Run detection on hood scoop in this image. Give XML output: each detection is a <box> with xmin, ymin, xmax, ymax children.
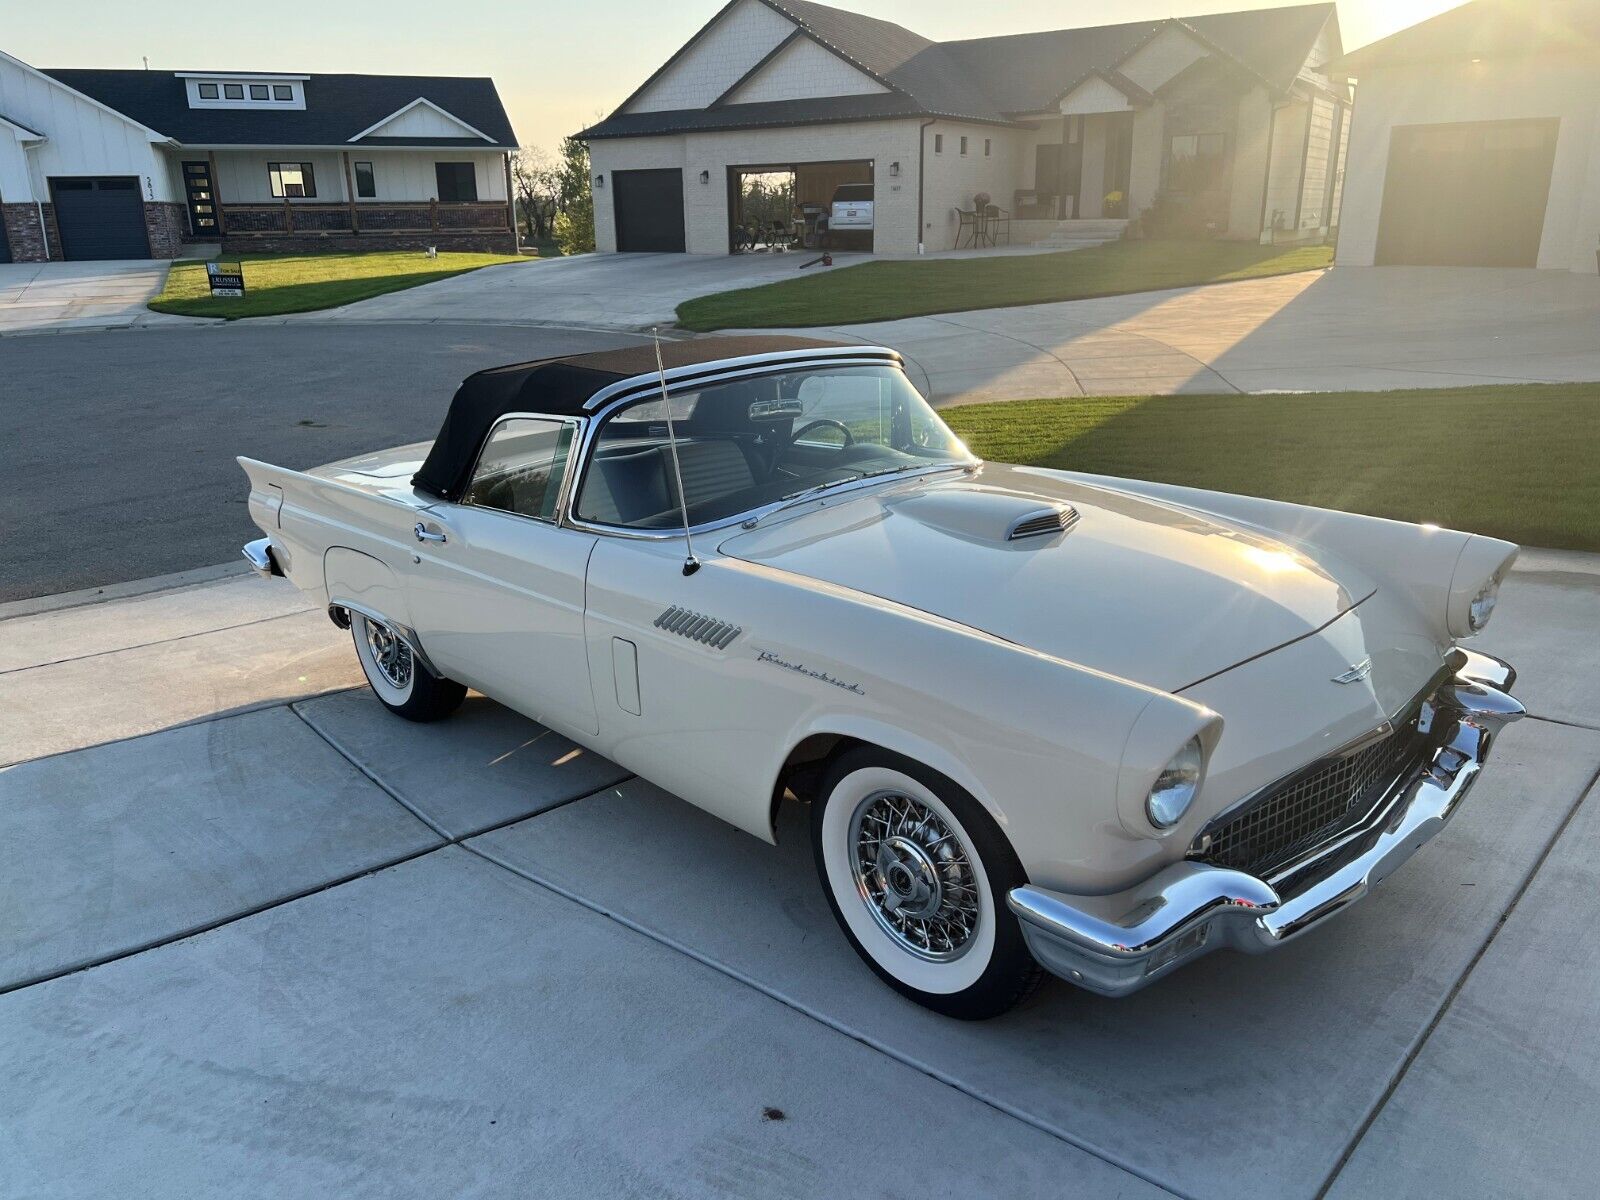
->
<box><xmin>886</xmin><ymin>486</ymin><xmax>1079</xmax><ymax>547</ymax></box>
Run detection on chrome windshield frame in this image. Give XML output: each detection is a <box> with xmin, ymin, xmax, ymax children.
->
<box><xmin>559</xmin><ymin>352</ymin><xmax>980</xmax><ymax>541</ymax></box>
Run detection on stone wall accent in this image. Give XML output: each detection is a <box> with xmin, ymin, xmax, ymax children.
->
<box><xmin>1</xmin><ymin>203</ymin><xmax>49</xmax><ymax>262</ymax></box>
<box><xmin>220</xmin><ymin>229</ymin><xmax>517</xmax><ymax>256</ymax></box>
<box><xmin>144</xmin><ymin>202</ymin><xmax>188</xmax><ymax>259</ymax></box>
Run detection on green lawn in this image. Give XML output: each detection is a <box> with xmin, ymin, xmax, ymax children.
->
<box><xmin>149</xmin><ymin>250</ymin><xmax>526</xmax><ymax>318</ymax></box>
<box><xmin>677</xmin><ymin>239</ymin><xmax>1333</xmax><ymax>331</ymax></box>
<box><xmin>941</xmin><ymin>384</ymin><xmax>1600</xmax><ymax>552</ymax></box>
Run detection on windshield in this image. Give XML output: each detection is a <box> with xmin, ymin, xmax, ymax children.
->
<box><xmin>573</xmin><ymin>364</ymin><xmax>973</xmax><ymax>529</ymax></box>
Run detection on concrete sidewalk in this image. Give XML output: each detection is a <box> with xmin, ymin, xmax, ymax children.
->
<box><xmin>735</xmin><ymin>266</ymin><xmax>1600</xmax><ymax>405</ymax></box>
<box><xmin>1</xmin><ymin>556</ymin><xmax>1597</xmax><ymax>1197</ymax></box>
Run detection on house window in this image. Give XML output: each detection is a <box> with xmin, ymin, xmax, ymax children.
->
<box><xmin>198</xmin><ymin>83</ymin><xmax>219</xmax><ymax>99</ymax></box>
<box><xmin>1167</xmin><ymin>133</ymin><xmax>1228</xmax><ymax>194</ymax></box>
<box><xmin>354</xmin><ymin>161</ymin><xmax>376</xmax><ymax>199</ymax></box>
<box><xmin>268</xmin><ymin>162</ymin><xmax>317</xmax><ymax>198</ymax></box>
<box><xmin>959</xmin><ymin>136</ymin><xmax>968</xmax><ymax>156</ymax></box>
<box><xmin>435</xmin><ymin>161</ymin><xmax>478</xmax><ymax>202</ymax></box>
<box><xmin>249</xmin><ymin>84</ymin><xmax>269</xmax><ymax>100</ymax></box>
<box><xmin>273</xmin><ymin>84</ymin><xmax>293</xmax><ymax>100</ymax></box>
<box><xmin>984</xmin><ymin>139</ymin><xmax>992</xmax><ymax>157</ymax></box>
<box><xmin>224</xmin><ymin>83</ymin><xmax>244</xmax><ymax>100</ymax></box>
<box><xmin>934</xmin><ymin>133</ymin><xmax>943</xmax><ymax>153</ymax></box>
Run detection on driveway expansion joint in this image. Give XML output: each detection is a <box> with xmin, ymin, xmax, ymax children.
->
<box><xmin>1314</xmin><ymin>758</ymin><xmax>1600</xmax><ymax>1199</ymax></box>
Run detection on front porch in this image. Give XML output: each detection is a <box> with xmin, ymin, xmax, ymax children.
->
<box><xmin>174</xmin><ymin>148</ymin><xmax>517</xmax><ymax>256</ymax></box>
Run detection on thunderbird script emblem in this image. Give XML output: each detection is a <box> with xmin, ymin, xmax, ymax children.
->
<box><xmin>1332</xmin><ymin>657</ymin><xmax>1374</xmax><ymax>684</ymax></box>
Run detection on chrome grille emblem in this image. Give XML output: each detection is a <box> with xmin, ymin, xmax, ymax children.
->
<box><xmin>654</xmin><ymin>605</ymin><xmax>742</xmax><ymax>650</ymax></box>
<box><xmin>1332</xmin><ymin>657</ymin><xmax>1374</xmax><ymax>685</ymax></box>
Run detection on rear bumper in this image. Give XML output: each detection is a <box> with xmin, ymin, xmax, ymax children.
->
<box><xmin>242</xmin><ymin>537</ymin><xmax>283</xmax><ymax>579</ymax></box>
<box><xmin>1007</xmin><ymin>650</ymin><xmax>1522</xmax><ymax>997</ymax></box>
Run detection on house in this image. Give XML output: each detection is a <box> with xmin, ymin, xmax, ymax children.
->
<box><xmin>1334</xmin><ymin>0</ymin><xmax>1600</xmax><ymax>272</ymax></box>
<box><xmin>0</xmin><ymin>49</ymin><xmax>517</xmax><ymax>263</ymax></box>
<box><xmin>578</xmin><ymin>0</ymin><xmax>1351</xmax><ymax>255</ymax></box>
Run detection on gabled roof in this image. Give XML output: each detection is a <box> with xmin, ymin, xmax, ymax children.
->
<box><xmin>580</xmin><ymin>0</ymin><xmax>1337</xmax><ymax>139</ymax></box>
<box><xmin>38</xmin><ymin>69</ymin><xmax>517</xmax><ymax>148</ymax></box>
<box><xmin>0</xmin><ymin>111</ymin><xmax>46</xmax><ymax>141</ymax></box>
<box><xmin>1339</xmin><ymin>0</ymin><xmax>1600</xmax><ymax>73</ymax></box>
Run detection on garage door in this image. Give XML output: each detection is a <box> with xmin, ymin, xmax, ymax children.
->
<box><xmin>613</xmin><ymin>169</ymin><xmax>685</xmax><ymax>252</ymax></box>
<box><xmin>1376</xmin><ymin>119</ymin><xmax>1560</xmax><ymax>267</ymax></box>
<box><xmin>50</xmin><ymin>177</ymin><xmax>150</xmax><ymax>261</ymax></box>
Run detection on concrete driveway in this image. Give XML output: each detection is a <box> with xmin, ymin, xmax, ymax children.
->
<box><xmin>0</xmin><ymin>259</ymin><xmax>190</xmax><ymax>334</ymax></box>
<box><xmin>740</xmin><ymin>265</ymin><xmax>1600</xmax><ymax>405</ymax></box>
<box><xmin>292</xmin><ymin>249</ymin><xmax>870</xmax><ymax>331</ymax></box>
<box><xmin>3</xmin><ymin>552</ymin><xmax>1598</xmax><ymax>1198</ymax></box>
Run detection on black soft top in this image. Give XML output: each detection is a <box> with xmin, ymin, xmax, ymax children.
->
<box><xmin>411</xmin><ymin>335</ymin><xmax>848</xmax><ymax>500</ymax></box>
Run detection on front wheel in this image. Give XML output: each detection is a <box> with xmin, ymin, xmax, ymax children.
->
<box><xmin>810</xmin><ymin>748</ymin><xmax>1042</xmax><ymax>1020</ymax></box>
<box><xmin>350</xmin><ymin>613</ymin><xmax>465</xmax><ymax>723</ymax></box>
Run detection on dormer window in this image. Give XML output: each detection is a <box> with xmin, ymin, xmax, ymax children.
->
<box><xmin>180</xmin><ymin>73</ymin><xmax>308</xmax><ymax>110</ymax></box>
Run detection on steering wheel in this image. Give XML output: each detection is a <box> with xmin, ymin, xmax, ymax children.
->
<box><xmin>790</xmin><ymin>418</ymin><xmax>855</xmax><ymax>449</ymax></box>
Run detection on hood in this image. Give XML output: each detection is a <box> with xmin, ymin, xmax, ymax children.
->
<box><xmin>719</xmin><ymin>463</ymin><xmax>1376</xmax><ymax>693</ymax></box>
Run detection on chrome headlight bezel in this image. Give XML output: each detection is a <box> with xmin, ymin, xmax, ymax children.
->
<box><xmin>1146</xmin><ymin>738</ymin><xmax>1204</xmax><ymax>830</ymax></box>
<box><xmin>1467</xmin><ymin>575</ymin><xmax>1502</xmax><ymax>633</ymax></box>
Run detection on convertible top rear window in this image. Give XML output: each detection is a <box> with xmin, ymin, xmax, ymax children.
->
<box><xmin>573</xmin><ymin>365</ymin><xmax>971</xmax><ymax>530</ymax></box>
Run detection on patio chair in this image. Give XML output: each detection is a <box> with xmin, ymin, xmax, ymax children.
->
<box><xmin>984</xmin><ymin>204</ymin><xmax>1012</xmax><ymax>247</ymax></box>
<box><xmin>954</xmin><ymin>208</ymin><xmax>980</xmax><ymax>249</ymax></box>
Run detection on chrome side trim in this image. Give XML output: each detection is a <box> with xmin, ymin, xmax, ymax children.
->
<box><xmin>327</xmin><ymin>601</ymin><xmax>444</xmax><ymax>681</ymax></box>
<box><xmin>579</xmin><ymin>346</ymin><xmax>903</xmax><ymax>412</ymax></box>
<box><xmin>653</xmin><ymin>604</ymin><xmax>742</xmax><ymax>649</ymax></box>
<box><xmin>242</xmin><ymin>537</ymin><xmax>282</xmax><ymax>578</ymax></box>
<box><xmin>1008</xmin><ymin>660</ymin><xmax>1523</xmax><ymax>997</ymax></box>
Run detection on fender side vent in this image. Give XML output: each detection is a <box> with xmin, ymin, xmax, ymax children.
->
<box><xmin>654</xmin><ymin>605</ymin><xmax>742</xmax><ymax>649</ymax></box>
<box><xmin>1008</xmin><ymin>504</ymin><xmax>1079</xmax><ymax>541</ymax></box>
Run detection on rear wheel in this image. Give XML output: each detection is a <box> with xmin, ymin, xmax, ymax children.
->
<box><xmin>350</xmin><ymin>613</ymin><xmax>465</xmax><ymax>723</ymax></box>
<box><xmin>810</xmin><ymin>747</ymin><xmax>1042</xmax><ymax>1019</ymax></box>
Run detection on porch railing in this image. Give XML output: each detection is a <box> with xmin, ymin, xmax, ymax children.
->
<box><xmin>218</xmin><ymin>200</ymin><xmax>510</xmax><ymax>236</ymax></box>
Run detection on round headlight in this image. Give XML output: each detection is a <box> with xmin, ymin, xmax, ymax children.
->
<box><xmin>1468</xmin><ymin>576</ymin><xmax>1501</xmax><ymax>632</ymax></box>
<box><xmin>1146</xmin><ymin>738</ymin><xmax>1203</xmax><ymax>830</ymax></box>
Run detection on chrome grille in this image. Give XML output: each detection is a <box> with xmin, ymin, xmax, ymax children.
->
<box><xmin>653</xmin><ymin>605</ymin><xmax>742</xmax><ymax>649</ymax></box>
<box><xmin>1196</xmin><ymin>723</ymin><xmax>1424</xmax><ymax>877</ymax></box>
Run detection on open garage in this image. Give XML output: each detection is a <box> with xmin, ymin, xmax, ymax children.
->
<box><xmin>728</xmin><ymin>160</ymin><xmax>874</xmax><ymax>254</ymax></box>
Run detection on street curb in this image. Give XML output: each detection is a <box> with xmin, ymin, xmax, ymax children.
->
<box><xmin>0</xmin><ymin>560</ymin><xmax>251</xmax><ymax>621</ymax></box>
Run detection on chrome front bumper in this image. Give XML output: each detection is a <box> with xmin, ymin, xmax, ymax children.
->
<box><xmin>1007</xmin><ymin>650</ymin><xmax>1523</xmax><ymax>997</ymax></box>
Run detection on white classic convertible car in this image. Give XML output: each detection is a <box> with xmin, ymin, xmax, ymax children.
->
<box><xmin>241</xmin><ymin>337</ymin><xmax>1522</xmax><ymax>1019</ymax></box>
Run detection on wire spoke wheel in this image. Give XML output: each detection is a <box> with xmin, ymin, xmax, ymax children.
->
<box><xmin>849</xmin><ymin>789</ymin><xmax>980</xmax><ymax>962</ymax></box>
<box><xmin>364</xmin><ymin>620</ymin><xmax>414</xmax><ymax>690</ymax></box>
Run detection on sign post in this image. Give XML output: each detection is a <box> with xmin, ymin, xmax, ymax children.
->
<box><xmin>206</xmin><ymin>261</ymin><xmax>246</xmax><ymax>299</ymax></box>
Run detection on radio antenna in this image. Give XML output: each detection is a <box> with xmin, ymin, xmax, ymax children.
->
<box><xmin>652</xmin><ymin>328</ymin><xmax>700</xmax><ymax>576</ymax></box>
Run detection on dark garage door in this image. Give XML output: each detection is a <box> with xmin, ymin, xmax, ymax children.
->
<box><xmin>50</xmin><ymin>177</ymin><xmax>150</xmax><ymax>261</ymax></box>
<box><xmin>1376</xmin><ymin>119</ymin><xmax>1560</xmax><ymax>267</ymax></box>
<box><xmin>613</xmin><ymin>169</ymin><xmax>685</xmax><ymax>252</ymax></box>
<box><xmin>0</xmin><ymin>211</ymin><xmax>10</xmax><ymax>263</ymax></box>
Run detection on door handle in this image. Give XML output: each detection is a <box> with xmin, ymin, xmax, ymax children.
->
<box><xmin>414</xmin><ymin>522</ymin><xmax>447</xmax><ymax>544</ymax></box>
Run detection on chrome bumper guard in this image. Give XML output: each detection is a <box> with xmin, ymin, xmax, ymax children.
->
<box><xmin>1007</xmin><ymin>650</ymin><xmax>1523</xmax><ymax>997</ymax></box>
<box><xmin>242</xmin><ymin>537</ymin><xmax>283</xmax><ymax>579</ymax></box>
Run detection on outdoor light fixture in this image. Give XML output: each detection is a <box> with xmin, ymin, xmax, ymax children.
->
<box><xmin>700</xmin><ymin>170</ymin><xmax>710</xmax><ymax>184</ymax></box>
<box><xmin>889</xmin><ymin>161</ymin><xmax>900</xmax><ymax>177</ymax></box>
<box><xmin>594</xmin><ymin>173</ymin><xmax>604</xmax><ymax>188</ymax></box>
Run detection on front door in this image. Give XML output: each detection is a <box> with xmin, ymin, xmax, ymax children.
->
<box><xmin>1102</xmin><ymin>112</ymin><xmax>1134</xmax><ymax>217</ymax></box>
<box><xmin>402</xmin><ymin>417</ymin><xmax>601</xmax><ymax>736</ymax></box>
<box><xmin>181</xmin><ymin>161</ymin><xmax>219</xmax><ymax>240</ymax></box>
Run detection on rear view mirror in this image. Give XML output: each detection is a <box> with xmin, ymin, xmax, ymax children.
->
<box><xmin>749</xmin><ymin>399</ymin><xmax>804</xmax><ymax>421</ymax></box>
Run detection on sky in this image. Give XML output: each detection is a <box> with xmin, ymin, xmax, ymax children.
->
<box><xmin>13</xmin><ymin>0</ymin><xmax>1465</xmax><ymax>150</ymax></box>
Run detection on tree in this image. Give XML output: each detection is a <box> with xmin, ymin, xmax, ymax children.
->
<box><xmin>552</xmin><ymin>136</ymin><xmax>595</xmax><ymax>256</ymax></box>
<box><xmin>510</xmin><ymin>146</ymin><xmax>559</xmax><ymax>244</ymax></box>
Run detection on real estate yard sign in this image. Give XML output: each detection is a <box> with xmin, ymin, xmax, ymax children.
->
<box><xmin>206</xmin><ymin>262</ymin><xmax>245</xmax><ymax>299</ymax></box>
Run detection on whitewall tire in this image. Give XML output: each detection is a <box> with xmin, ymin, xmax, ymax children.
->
<box><xmin>350</xmin><ymin>613</ymin><xmax>465</xmax><ymax>723</ymax></box>
<box><xmin>810</xmin><ymin>747</ymin><xmax>1042</xmax><ymax>1019</ymax></box>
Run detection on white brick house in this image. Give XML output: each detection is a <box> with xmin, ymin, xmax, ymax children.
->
<box><xmin>0</xmin><ymin>49</ymin><xmax>517</xmax><ymax>263</ymax></box>
<box><xmin>580</xmin><ymin>0</ymin><xmax>1351</xmax><ymax>255</ymax></box>
<box><xmin>1334</xmin><ymin>0</ymin><xmax>1600</xmax><ymax>272</ymax></box>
